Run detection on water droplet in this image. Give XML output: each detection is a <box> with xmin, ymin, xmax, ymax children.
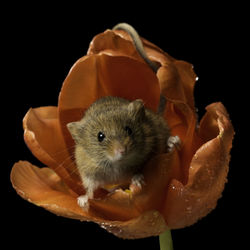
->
<box><xmin>116</xmin><ymin>228</ymin><xmax>123</xmax><ymax>234</ymax></box>
<box><xmin>100</xmin><ymin>223</ymin><xmax>107</xmax><ymax>230</ymax></box>
<box><xmin>196</xmin><ymin>76</ymin><xmax>199</xmax><ymax>81</ymax></box>
<box><xmin>193</xmin><ymin>153</ymin><xmax>198</xmax><ymax>160</ymax></box>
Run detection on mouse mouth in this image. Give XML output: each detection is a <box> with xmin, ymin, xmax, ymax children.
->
<box><xmin>107</xmin><ymin>142</ymin><xmax>127</xmax><ymax>163</ymax></box>
<box><xmin>107</xmin><ymin>150</ymin><xmax>125</xmax><ymax>162</ymax></box>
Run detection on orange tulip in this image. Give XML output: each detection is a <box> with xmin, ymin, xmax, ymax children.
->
<box><xmin>10</xmin><ymin>27</ymin><xmax>234</xmax><ymax>239</ymax></box>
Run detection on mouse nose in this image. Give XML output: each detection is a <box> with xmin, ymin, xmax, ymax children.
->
<box><xmin>113</xmin><ymin>141</ymin><xmax>126</xmax><ymax>156</ymax></box>
<box><xmin>116</xmin><ymin>147</ymin><xmax>125</xmax><ymax>155</ymax></box>
<box><xmin>108</xmin><ymin>140</ymin><xmax>127</xmax><ymax>162</ymax></box>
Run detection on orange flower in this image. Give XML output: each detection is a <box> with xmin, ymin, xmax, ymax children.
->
<box><xmin>10</xmin><ymin>28</ymin><xmax>234</xmax><ymax>239</ymax></box>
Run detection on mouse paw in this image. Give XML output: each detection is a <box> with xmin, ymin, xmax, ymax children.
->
<box><xmin>130</xmin><ymin>174</ymin><xmax>145</xmax><ymax>193</ymax></box>
<box><xmin>167</xmin><ymin>135</ymin><xmax>181</xmax><ymax>152</ymax></box>
<box><xmin>77</xmin><ymin>195</ymin><xmax>89</xmax><ymax>211</ymax></box>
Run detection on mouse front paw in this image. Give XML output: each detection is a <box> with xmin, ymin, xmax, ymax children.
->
<box><xmin>131</xmin><ymin>174</ymin><xmax>145</xmax><ymax>188</ymax></box>
<box><xmin>77</xmin><ymin>195</ymin><xmax>89</xmax><ymax>211</ymax></box>
<box><xmin>130</xmin><ymin>174</ymin><xmax>145</xmax><ymax>193</ymax></box>
<box><xmin>167</xmin><ymin>135</ymin><xmax>181</xmax><ymax>152</ymax></box>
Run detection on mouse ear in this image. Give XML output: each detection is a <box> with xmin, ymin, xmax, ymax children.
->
<box><xmin>67</xmin><ymin>121</ymin><xmax>83</xmax><ymax>143</ymax></box>
<box><xmin>128</xmin><ymin>99</ymin><xmax>145</xmax><ymax>121</ymax></box>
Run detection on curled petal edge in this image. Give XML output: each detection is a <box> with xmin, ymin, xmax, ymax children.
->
<box><xmin>163</xmin><ymin>102</ymin><xmax>234</xmax><ymax>228</ymax></box>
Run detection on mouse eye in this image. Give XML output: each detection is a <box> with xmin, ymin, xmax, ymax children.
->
<box><xmin>98</xmin><ymin>132</ymin><xmax>105</xmax><ymax>142</ymax></box>
<box><xmin>125</xmin><ymin>126</ymin><xmax>132</xmax><ymax>136</ymax></box>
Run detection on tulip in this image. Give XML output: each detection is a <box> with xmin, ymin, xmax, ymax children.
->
<box><xmin>10</xmin><ymin>23</ymin><xmax>234</xmax><ymax>248</ymax></box>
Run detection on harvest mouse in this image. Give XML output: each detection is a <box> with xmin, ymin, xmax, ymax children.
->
<box><xmin>67</xmin><ymin>96</ymin><xmax>180</xmax><ymax>210</ymax></box>
<box><xmin>67</xmin><ymin>23</ymin><xmax>181</xmax><ymax>210</ymax></box>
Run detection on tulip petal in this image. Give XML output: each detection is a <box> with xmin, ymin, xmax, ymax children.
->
<box><xmin>164</xmin><ymin>101</ymin><xmax>202</xmax><ymax>183</ymax></box>
<box><xmin>58</xmin><ymin>54</ymin><xmax>160</xmax><ymax>154</ymax></box>
<box><xmin>157</xmin><ymin>62</ymin><xmax>197</xmax><ymax>111</ymax></box>
<box><xmin>88</xmin><ymin>29</ymin><xmax>174</xmax><ymax>66</ymax></box>
<box><xmin>88</xmin><ymin>30</ymin><xmax>145</xmax><ymax>64</ymax></box>
<box><xmin>98</xmin><ymin>210</ymin><xmax>168</xmax><ymax>239</ymax></box>
<box><xmin>23</xmin><ymin>107</ymin><xmax>84</xmax><ymax>195</ymax></box>
<box><xmin>131</xmin><ymin>151</ymin><xmax>181</xmax><ymax>213</ymax></box>
<box><xmin>11</xmin><ymin>161</ymin><xmax>168</xmax><ymax>239</ymax></box>
<box><xmin>173</xmin><ymin>60</ymin><xmax>197</xmax><ymax>110</ymax></box>
<box><xmin>163</xmin><ymin>102</ymin><xmax>234</xmax><ymax>228</ymax></box>
<box><xmin>59</xmin><ymin>54</ymin><xmax>160</xmax><ymax>111</ymax></box>
<box><xmin>89</xmin><ymin>29</ymin><xmax>197</xmax><ymax>110</ymax></box>
<box><xmin>11</xmin><ymin>161</ymin><xmax>89</xmax><ymax>220</ymax></box>
<box><xmin>90</xmin><ymin>189</ymin><xmax>141</xmax><ymax>221</ymax></box>
<box><xmin>114</xmin><ymin>29</ymin><xmax>198</xmax><ymax>109</ymax></box>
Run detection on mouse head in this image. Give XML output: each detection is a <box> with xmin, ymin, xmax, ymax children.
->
<box><xmin>67</xmin><ymin>98</ymin><xmax>148</xmax><ymax>169</ymax></box>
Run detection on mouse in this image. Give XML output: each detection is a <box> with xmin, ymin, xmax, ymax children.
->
<box><xmin>67</xmin><ymin>96</ymin><xmax>180</xmax><ymax>210</ymax></box>
<box><xmin>67</xmin><ymin>23</ymin><xmax>181</xmax><ymax>210</ymax></box>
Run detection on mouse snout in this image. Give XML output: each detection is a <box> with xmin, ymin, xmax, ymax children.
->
<box><xmin>108</xmin><ymin>140</ymin><xmax>127</xmax><ymax>162</ymax></box>
<box><xmin>113</xmin><ymin>140</ymin><xmax>126</xmax><ymax>155</ymax></box>
<box><xmin>114</xmin><ymin>146</ymin><xmax>126</xmax><ymax>155</ymax></box>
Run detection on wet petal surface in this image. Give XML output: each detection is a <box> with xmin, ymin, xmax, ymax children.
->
<box><xmin>163</xmin><ymin>102</ymin><xmax>234</xmax><ymax>228</ymax></box>
<box><xmin>11</xmin><ymin>161</ymin><xmax>167</xmax><ymax>239</ymax></box>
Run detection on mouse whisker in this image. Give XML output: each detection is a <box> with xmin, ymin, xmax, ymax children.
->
<box><xmin>49</xmin><ymin>146</ymin><xmax>77</xmax><ymax>175</ymax></box>
<box><xmin>54</xmin><ymin>158</ymin><xmax>81</xmax><ymax>182</ymax></box>
<box><xmin>49</xmin><ymin>145</ymin><xmax>76</xmax><ymax>159</ymax></box>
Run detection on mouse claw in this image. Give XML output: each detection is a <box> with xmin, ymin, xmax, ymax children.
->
<box><xmin>167</xmin><ymin>135</ymin><xmax>181</xmax><ymax>152</ymax></box>
<box><xmin>130</xmin><ymin>174</ymin><xmax>145</xmax><ymax>193</ymax></box>
<box><xmin>131</xmin><ymin>174</ymin><xmax>145</xmax><ymax>188</ymax></box>
<box><xmin>77</xmin><ymin>195</ymin><xmax>89</xmax><ymax>211</ymax></box>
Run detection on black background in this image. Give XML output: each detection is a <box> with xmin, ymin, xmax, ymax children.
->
<box><xmin>4</xmin><ymin>3</ymin><xmax>246</xmax><ymax>250</ymax></box>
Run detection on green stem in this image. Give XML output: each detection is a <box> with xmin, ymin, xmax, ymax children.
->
<box><xmin>159</xmin><ymin>230</ymin><xmax>174</xmax><ymax>250</ymax></box>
